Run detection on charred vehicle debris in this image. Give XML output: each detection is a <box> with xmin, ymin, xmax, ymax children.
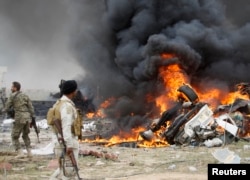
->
<box><xmin>140</xmin><ymin>83</ymin><xmax>250</xmax><ymax>147</ymax></box>
<box><xmin>1</xmin><ymin>80</ymin><xmax>250</xmax><ymax>148</ymax></box>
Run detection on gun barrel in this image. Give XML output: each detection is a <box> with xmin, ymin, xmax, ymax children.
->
<box><xmin>54</xmin><ymin>119</ymin><xmax>82</xmax><ymax>179</ymax></box>
<box><xmin>31</xmin><ymin>117</ymin><xmax>40</xmax><ymax>143</ymax></box>
<box><xmin>69</xmin><ymin>152</ymin><xmax>81</xmax><ymax>179</ymax></box>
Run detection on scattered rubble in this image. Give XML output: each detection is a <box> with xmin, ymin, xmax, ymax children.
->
<box><xmin>140</xmin><ymin>83</ymin><xmax>250</xmax><ymax>147</ymax></box>
<box><xmin>0</xmin><ymin>127</ymin><xmax>249</xmax><ymax>179</ymax></box>
<box><xmin>212</xmin><ymin>148</ymin><xmax>241</xmax><ymax>164</ymax></box>
<box><xmin>0</xmin><ymin>83</ymin><xmax>250</xmax><ymax>179</ymax></box>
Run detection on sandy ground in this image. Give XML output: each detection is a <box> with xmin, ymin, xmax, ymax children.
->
<box><xmin>0</xmin><ymin>127</ymin><xmax>250</xmax><ymax>180</ymax></box>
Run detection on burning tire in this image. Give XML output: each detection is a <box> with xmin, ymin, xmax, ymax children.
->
<box><xmin>177</xmin><ymin>84</ymin><xmax>199</xmax><ymax>103</ymax></box>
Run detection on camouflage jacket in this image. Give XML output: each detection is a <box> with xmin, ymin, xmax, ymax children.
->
<box><xmin>5</xmin><ymin>91</ymin><xmax>35</xmax><ymax>123</ymax></box>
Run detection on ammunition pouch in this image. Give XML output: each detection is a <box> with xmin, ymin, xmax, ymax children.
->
<box><xmin>71</xmin><ymin>109</ymin><xmax>83</xmax><ymax>139</ymax></box>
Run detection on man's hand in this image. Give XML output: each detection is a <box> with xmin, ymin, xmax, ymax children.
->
<box><xmin>29</xmin><ymin>117</ymin><xmax>35</xmax><ymax>128</ymax></box>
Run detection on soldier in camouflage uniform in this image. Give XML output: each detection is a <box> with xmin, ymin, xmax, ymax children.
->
<box><xmin>3</xmin><ymin>81</ymin><xmax>35</xmax><ymax>158</ymax></box>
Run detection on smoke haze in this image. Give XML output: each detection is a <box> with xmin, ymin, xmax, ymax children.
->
<box><xmin>1</xmin><ymin>0</ymin><xmax>250</xmax><ymax>130</ymax></box>
<box><xmin>0</xmin><ymin>0</ymin><xmax>83</xmax><ymax>90</ymax></box>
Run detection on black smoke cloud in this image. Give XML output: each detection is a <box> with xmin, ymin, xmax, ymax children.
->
<box><xmin>1</xmin><ymin>0</ymin><xmax>250</xmax><ymax>133</ymax></box>
<box><xmin>104</xmin><ymin>0</ymin><xmax>250</xmax><ymax>86</ymax></box>
<box><xmin>45</xmin><ymin>1</ymin><xmax>245</xmax><ymax>135</ymax></box>
<box><xmin>69</xmin><ymin>0</ymin><xmax>250</xmax><ymax>133</ymax></box>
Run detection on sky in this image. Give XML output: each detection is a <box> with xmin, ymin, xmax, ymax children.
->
<box><xmin>0</xmin><ymin>0</ymin><xmax>249</xmax><ymax>98</ymax></box>
<box><xmin>1</xmin><ymin>0</ymin><xmax>250</xmax><ymax>130</ymax></box>
<box><xmin>0</xmin><ymin>0</ymin><xmax>84</xmax><ymax>91</ymax></box>
<box><xmin>0</xmin><ymin>0</ymin><xmax>249</xmax><ymax>92</ymax></box>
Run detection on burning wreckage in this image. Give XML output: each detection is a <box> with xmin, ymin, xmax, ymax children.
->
<box><xmin>139</xmin><ymin>83</ymin><xmax>250</xmax><ymax>147</ymax></box>
<box><xmin>62</xmin><ymin>81</ymin><xmax>250</xmax><ymax>148</ymax></box>
<box><xmin>1</xmin><ymin>81</ymin><xmax>249</xmax><ymax>149</ymax></box>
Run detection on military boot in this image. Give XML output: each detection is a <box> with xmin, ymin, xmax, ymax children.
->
<box><xmin>27</xmin><ymin>148</ymin><xmax>32</xmax><ymax>158</ymax></box>
<box><xmin>15</xmin><ymin>149</ymin><xmax>25</xmax><ymax>159</ymax></box>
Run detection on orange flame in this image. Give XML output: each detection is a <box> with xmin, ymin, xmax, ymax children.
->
<box><xmin>156</xmin><ymin>53</ymin><xmax>189</xmax><ymax>113</ymax></box>
<box><xmin>85</xmin><ymin>97</ymin><xmax>116</xmax><ymax>118</ymax></box>
<box><xmin>82</xmin><ymin>52</ymin><xmax>250</xmax><ymax>147</ymax></box>
<box><xmin>220</xmin><ymin>91</ymin><xmax>249</xmax><ymax>104</ymax></box>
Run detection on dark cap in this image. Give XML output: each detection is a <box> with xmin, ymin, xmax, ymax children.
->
<box><xmin>61</xmin><ymin>80</ymin><xmax>77</xmax><ymax>95</ymax></box>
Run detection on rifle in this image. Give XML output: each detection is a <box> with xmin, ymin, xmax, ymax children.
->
<box><xmin>53</xmin><ymin>119</ymin><xmax>82</xmax><ymax>180</ymax></box>
<box><xmin>30</xmin><ymin>117</ymin><xmax>40</xmax><ymax>143</ymax></box>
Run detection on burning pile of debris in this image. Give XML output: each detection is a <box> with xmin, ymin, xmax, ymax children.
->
<box><xmin>82</xmin><ymin>83</ymin><xmax>250</xmax><ymax>148</ymax></box>
<box><xmin>140</xmin><ymin>83</ymin><xmax>250</xmax><ymax>147</ymax></box>
<box><xmin>1</xmin><ymin>80</ymin><xmax>249</xmax><ymax>149</ymax></box>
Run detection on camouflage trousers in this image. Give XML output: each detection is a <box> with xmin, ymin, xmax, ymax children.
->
<box><xmin>11</xmin><ymin>121</ymin><xmax>31</xmax><ymax>151</ymax></box>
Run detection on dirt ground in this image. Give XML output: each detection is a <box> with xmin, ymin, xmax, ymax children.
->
<box><xmin>0</xmin><ymin>128</ymin><xmax>250</xmax><ymax>180</ymax></box>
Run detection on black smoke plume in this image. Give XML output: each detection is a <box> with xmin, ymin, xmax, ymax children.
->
<box><xmin>1</xmin><ymin>1</ymin><xmax>250</xmax><ymax>135</ymax></box>
<box><xmin>69</xmin><ymin>0</ymin><xmax>250</xmax><ymax>134</ymax></box>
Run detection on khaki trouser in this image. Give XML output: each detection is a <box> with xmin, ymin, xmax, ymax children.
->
<box><xmin>50</xmin><ymin>136</ymin><xmax>79</xmax><ymax>179</ymax></box>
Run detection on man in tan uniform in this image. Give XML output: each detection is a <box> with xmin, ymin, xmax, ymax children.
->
<box><xmin>3</xmin><ymin>81</ymin><xmax>35</xmax><ymax>158</ymax></box>
<box><xmin>50</xmin><ymin>80</ymin><xmax>81</xmax><ymax>180</ymax></box>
